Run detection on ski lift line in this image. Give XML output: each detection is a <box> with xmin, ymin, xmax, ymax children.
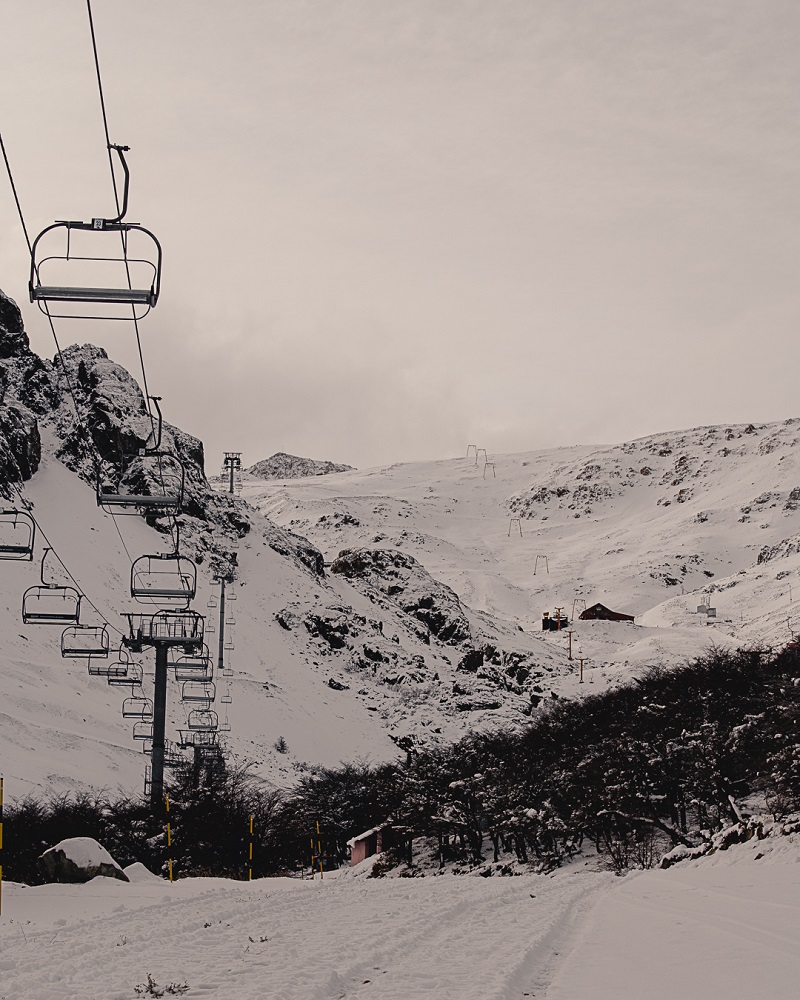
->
<box><xmin>0</xmin><ymin>131</ymin><xmax>33</xmax><ymax>253</ymax></box>
<box><xmin>12</xmin><ymin>487</ymin><xmax>125</xmax><ymax>639</ymax></box>
<box><xmin>0</xmin><ymin>132</ymin><xmax>85</xmax><ymax>422</ymax></box>
<box><xmin>86</xmin><ymin>0</ymin><xmax>156</xmax><ymax>431</ymax></box>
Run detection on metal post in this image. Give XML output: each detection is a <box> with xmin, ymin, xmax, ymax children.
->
<box><xmin>0</xmin><ymin>774</ymin><xmax>4</xmax><ymax>915</ymax></box>
<box><xmin>218</xmin><ymin>578</ymin><xmax>226</xmax><ymax>677</ymax></box>
<box><xmin>567</xmin><ymin>630</ymin><xmax>574</xmax><ymax>661</ymax></box>
<box><xmin>150</xmin><ymin>645</ymin><xmax>169</xmax><ymax>811</ymax></box>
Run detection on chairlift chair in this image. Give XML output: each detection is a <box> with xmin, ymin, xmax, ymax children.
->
<box><xmin>224</xmin><ymin>637</ymin><xmax>234</xmax><ymax>651</ymax></box>
<box><xmin>21</xmin><ymin>549</ymin><xmax>81</xmax><ymax>625</ymax></box>
<box><xmin>167</xmin><ymin>642</ymin><xmax>211</xmax><ymax>668</ymax></box>
<box><xmin>0</xmin><ymin>509</ymin><xmax>36</xmax><ymax>560</ymax></box>
<box><xmin>132</xmin><ymin>720</ymin><xmax>153</xmax><ymax>741</ymax></box>
<box><xmin>130</xmin><ymin>551</ymin><xmax>197</xmax><ymax>604</ymax></box>
<box><xmin>218</xmin><ymin>720</ymin><xmax>231</xmax><ymax>733</ymax></box>
<box><xmin>174</xmin><ymin>659</ymin><xmax>213</xmax><ymax>683</ymax></box>
<box><xmin>181</xmin><ymin>679</ymin><xmax>216</xmax><ymax>704</ymax></box>
<box><xmin>221</xmin><ymin>691</ymin><xmax>232</xmax><ymax>705</ymax></box>
<box><xmin>186</xmin><ymin>708</ymin><xmax>218</xmax><ymax>732</ymax></box>
<box><xmin>207</xmin><ymin>595</ymin><xmax>218</xmax><ymax>609</ymax></box>
<box><xmin>121</xmin><ymin>695</ymin><xmax>153</xmax><ymax>719</ymax></box>
<box><xmin>61</xmin><ymin>625</ymin><xmax>110</xmax><ymax>659</ymax></box>
<box><xmin>96</xmin><ymin>398</ymin><xmax>186</xmax><ymax>514</ymax></box>
<box><xmin>108</xmin><ymin>661</ymin><xmax>143</xmax><ymax>687</ymax></box>
<box><xmin>29</xmin><ymin>145</ymin><xmax>162</xmax><ymax>322</ymax></box>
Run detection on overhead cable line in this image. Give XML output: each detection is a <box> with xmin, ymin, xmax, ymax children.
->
<box><xmin>86</xmin><ymin>0</ymin><xmax>155</xmax><ymax>430</ymax></box>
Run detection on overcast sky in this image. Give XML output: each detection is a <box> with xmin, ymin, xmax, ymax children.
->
<box><xmin>2</xmin><ymin>1</ymin><xmax>800</xmax><ymax>472</ymax></box>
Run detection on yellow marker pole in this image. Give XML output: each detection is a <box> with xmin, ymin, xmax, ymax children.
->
<box><xmin>248</xmin><ymin>814</ymin><xmax>253</xmax><ymax>881</ymax></box>
<box><xmin>165</xmin><ymin>792</ymin><xmax>173</xmax><ymax>883</ymax></box>
<box><xmin>316</xmin><ymin>820</ymin><xmax>323</xmax><ymax>880</ymax></box>
<box><xmin>309</xmin><ymin>835</ymin><xmax>315</xmax><ymax>880</ymax></box>
<box><xmin>0</xmin><ymin>774</ymin><xmax>4</xmax><ymax>915</ymax></box>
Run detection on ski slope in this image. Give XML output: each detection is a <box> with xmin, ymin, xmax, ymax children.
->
<box><xmin>0</xmin><ymin>830</ymin><xmax>797</xmax><ymax>999</ymax></box>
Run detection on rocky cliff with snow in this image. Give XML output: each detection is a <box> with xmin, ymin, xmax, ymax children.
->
<box><xmin>246</xmin><ymin>452</ymin><xmax>354</xmax><ymax>480</ymax></box>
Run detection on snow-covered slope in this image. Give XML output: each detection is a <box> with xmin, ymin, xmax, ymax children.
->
<box><xmin>2</xmin><ymin>822</ymin><xmax>798</xmax><ymax>1000</ymax></box>
<box><xmin>5</xmin><ymin>282</ymin><xmax>800</xmax><ymax>801</ymax></box>
<box><xmin>244</xmin><ymin>420</ymin><xmax>800</xmax><ymax>674</ymax></box>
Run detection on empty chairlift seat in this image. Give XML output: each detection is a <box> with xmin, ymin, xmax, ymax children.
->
<box><xmin>61</xmin><ymin>625</ymin><xmax>110</xmax><ymax>659</ymax></box>
<box><xmin>122</xmin><ymin>610</ymin><xmax>204</xmax><ymax>653</ymax></box>
<box><xmin>187</xmin><ymin>708</ymin><xmax>218</xmax><ymax>732</ymax></box>
<box><xmin>0</xmin><ymin>509</ymin><xmax>36</xmax><ymax>560</ymax></box>
<box><xmin>22</xmin><ymin>548</ymin><xmax>82</xmax><ymax>625</ymax></box>
<box><xmin>107</xmin><ymin>661</ymin><xmax>143</xmax><ymax>688</ymax></box>
<box><xmin>96</xmin><ymin>451</ymin><xmax>185</xmax><ymax>514</ymax></box>
<box><xmin>131</xmin><ymin>552</ymin><xmax>197</xmax><ymax>603</ymax></box>
<box><xmin>132</xmin><ymin>720</ymin><xmax>153</xmax><ymax>741</ymax></box>
<box><xmin>122</xmin><ymin>695</ymin><xmax>153</xmax><ymax>719</ymax></box>
<box><xmin>181</xmin><ymin>680</ymin><xmax>215</xmax><ymax>704</ymax></box>
<box><xmin>28</xmin><ymin>146</ymin><xmax>162</xmax><ymax>322</ymax></box>
<box><xmin>22</xmin><ymin>585</ymin><xmax>82</xmax><ymax>625</ymax></box>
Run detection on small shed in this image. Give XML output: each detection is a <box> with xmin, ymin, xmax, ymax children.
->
<box><xmin>579</xmin><ymin>603</ymin><xmax>635</xmax><ymax>623</ymax></box>
<box><xmin>347</xmin><ymin>821</ymin><xmax>395</xmax><ymax>866</ymax></box>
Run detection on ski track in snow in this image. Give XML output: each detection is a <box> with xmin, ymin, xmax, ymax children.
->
<box><xmin>0</xmin><ymin>872</ymin><xmax>610</xmax><ymax>1000</ymax></box>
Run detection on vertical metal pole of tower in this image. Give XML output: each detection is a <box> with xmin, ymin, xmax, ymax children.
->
<box><xmin>0</xmin><ymin>774</ymin><xmax>4</xmax><ymax>915</ymax></box>
<box><xmin>150</xmin><ymin>645</ymin><xmax>169</xmax><ymax>812</ymax></box>
<box><xmin>217</xmin><ymin>577</ymin><xmax>226</xmax><ymax>675</ymax></box>
<box><xmin>229</xmin><ymin>460</ymin><xmax>235</xmax><ymax>495</ymax></box>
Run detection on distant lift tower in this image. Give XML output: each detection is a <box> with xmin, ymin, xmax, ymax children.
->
<box><xmin>223</xmin><ymin>452</ymin><xmax>242</xmax><ymax>495</ymax></box>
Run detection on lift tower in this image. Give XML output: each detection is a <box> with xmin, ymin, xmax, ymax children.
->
<box><xmin>223</xmin><ymin>452</ymin><xmax>242</xmax><ymax>495</ymax></box>
<box><xmin>122</xmin><ymin>611</ymin><xmax>205</xmax><ymax>811</ymax></box>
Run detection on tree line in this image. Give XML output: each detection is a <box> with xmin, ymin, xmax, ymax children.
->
<box><xmin>4</xmin><ymin>645</ymin><xmax>799</xmax><ymax>882</ymax></box>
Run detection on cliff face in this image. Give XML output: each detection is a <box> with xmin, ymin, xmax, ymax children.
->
<box><xmin>0</xmin><ymin>290</ymin><xmax>45</xmax><ymax>495</ymax></box>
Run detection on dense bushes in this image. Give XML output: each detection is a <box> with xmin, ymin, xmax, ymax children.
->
<box><xmin>5</xmin><ymin>646</ymin><xmax>799</xmax><ymax>881</ymax></box>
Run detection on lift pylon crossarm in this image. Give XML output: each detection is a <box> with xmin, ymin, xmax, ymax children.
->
<box><xmin>0</xmin><ymin>509</ymin><xmax>36</xmax><ymax>560</ymax></box>
<box><xmin>61</xmin><ymin>624</ymin><xmax>110</xmax><ymax>658</ymax></box>
<box><xmin>121</xmin><ymin>610</ymin><xmax>204</xmax><ymax>652</ymax></box>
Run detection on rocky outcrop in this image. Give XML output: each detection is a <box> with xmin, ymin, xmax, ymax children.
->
<box><xmin>246</xmin><ymin>452</ymin><xmax>354</xmax><ymax>480</ymax></box>
<box><xmin>38</xmin><ymin>837</ymin><xmax>129</xmax><ymax>883</ymax></box>
<box><xmin>331</xmin><ymin>548</ymin><xmax>472</xmax><ymax>645</ymax></box>
<box><xmin>0</xmin><ymin>289</ymin><xmax>45</xmax><ymax>492</ymax></box>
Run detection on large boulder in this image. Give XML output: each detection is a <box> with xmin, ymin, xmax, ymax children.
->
<box><xmin>38</xmin><ymin>837</ymin><xmax>130</xmax><ymax>883</ymax></box>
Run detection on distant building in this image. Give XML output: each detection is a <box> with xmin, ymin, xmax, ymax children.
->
<box><xmin>579</xmin><ymin>603</ymin><xmax>635</xmax><ymax>623</ymax></box>
<box><xmin>348</xmin><ymin>821</ymin><xmax>395</xmax><ymax>866</ymax></box>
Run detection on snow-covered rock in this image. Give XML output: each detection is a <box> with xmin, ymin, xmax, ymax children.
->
<box><xmin>38</xmin><ymin>837</ymin><xmax>129</xmax><ymax>883</ymax></box>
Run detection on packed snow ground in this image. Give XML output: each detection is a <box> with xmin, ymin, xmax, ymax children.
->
<box><xmin>1</xmin><ymin>831</ymin><xmax>797</xmax><ymax>1000</ymax></box>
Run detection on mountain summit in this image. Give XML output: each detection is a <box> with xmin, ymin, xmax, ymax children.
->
<box><xmin>246</xmin><ymin>452</ymin><xmax>354</xmax><ymax>480</ymax></box>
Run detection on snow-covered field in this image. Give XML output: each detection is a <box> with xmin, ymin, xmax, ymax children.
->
<box><xmin>1</xmin><ymin>831</ymin><xmax>797</xmax><ymax>999</ymax></box>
